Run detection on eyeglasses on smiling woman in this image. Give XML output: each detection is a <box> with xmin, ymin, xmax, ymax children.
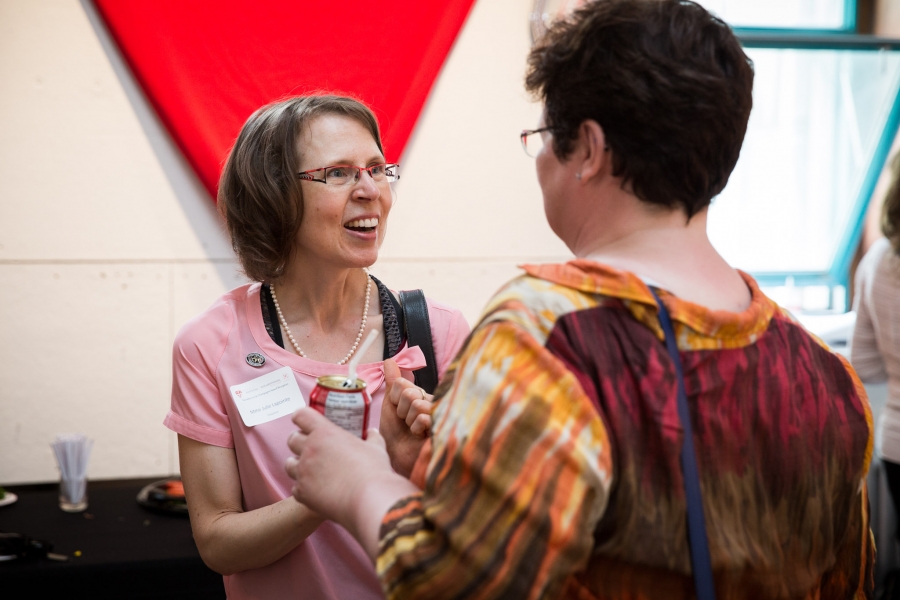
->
<box><xmin>520</xmin><ymin>127</ymin><xmax>550</xmax><ymax>158</ymax></box>
<box><xmin>297</xmin><ymin>163</ymin><xmax>400</xmax><ymax>186</ymax></box>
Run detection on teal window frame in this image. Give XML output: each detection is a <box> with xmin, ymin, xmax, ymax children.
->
<box><xmin>727</xmin><ymin>0</ymin><xmax>857</xmax><ymax>35</ymax></box>
<box><xmin>731</xmin><ymin>33</ymin><xmax>900</xmax><ymax>295</ymax></box>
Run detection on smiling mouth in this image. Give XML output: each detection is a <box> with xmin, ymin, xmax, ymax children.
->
<box><xmin>344</xmin><ymin>217</ymin><xmax>378</xmax><ymax>233</ymax></box>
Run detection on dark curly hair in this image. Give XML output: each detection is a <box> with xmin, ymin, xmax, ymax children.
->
<box><xmin>525</xmin><ymin>0</ymin><xmax>754</xmax><ymax>218</ymax></box>
<box><xmin>218</xmin><ymin>95</ymin><xmax>384</xmax><ymax>282</ymax></box>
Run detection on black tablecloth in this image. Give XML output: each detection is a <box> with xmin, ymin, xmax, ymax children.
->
<box><xmin>0</xmin><ymin>478</ymin><xmax>224</xmax><ymax>599</ymax></box>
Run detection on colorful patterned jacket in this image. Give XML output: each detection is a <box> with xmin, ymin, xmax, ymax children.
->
<box><xmin>377</xmin><ymin>261</ymin><xmax>874</xmax><ymax>599</ymax></box>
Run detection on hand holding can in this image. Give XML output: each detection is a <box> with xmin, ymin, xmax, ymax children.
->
<box><xmin>309</xmin><ymin>330</ymin><xmax>380</xmax><ymax>439</ymax></box>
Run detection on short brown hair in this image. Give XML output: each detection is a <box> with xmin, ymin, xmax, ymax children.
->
<box><xmin>218</xmin><ymin>95</ymin><xmax>384</xmax><ymax>282</ymax></box>
<box><xmin>883</xmin><ymin>152</ymin><xmax>900</xmax><ymax>254</ymax></box>
<box><xmin>525</xmin><ymin>0</ymin><xmax>754</xmax><ymax>218</ymax></box>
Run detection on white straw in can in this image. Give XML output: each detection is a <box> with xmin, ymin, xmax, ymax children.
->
<box><xmin>344</xmin><ymin>329</ymin><xmax>379</xmax><ymax>388</ymax></box>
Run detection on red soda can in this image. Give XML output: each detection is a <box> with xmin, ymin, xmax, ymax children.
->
<box><xmin>309</xmin><ymin>375</ymin><xmax>371</xmax><ymax>439</ymax></box>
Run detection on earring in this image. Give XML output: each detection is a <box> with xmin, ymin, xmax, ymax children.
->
<box><xmin>575</xmin><ymin>173</ymin><xmax>582</xmax><ymax>180</ymax></box>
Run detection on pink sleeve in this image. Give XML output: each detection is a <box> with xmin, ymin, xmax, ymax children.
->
<box><xmin>426</xmin><ymin>299</ymin><xmax>471</xmax><ymax>377</ymax></box>
<box><xmin>163</xmin><ymin>303</ymin><xmax>235</xmax><ymax>448</ymax></box>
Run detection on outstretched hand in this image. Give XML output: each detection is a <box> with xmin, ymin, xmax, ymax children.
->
<box><xmin>285</xmin><ymin>408</ymin><xmax>391</xmax><ymax>524</ymax></box>
<box><xmin>285</xmin><ymin>407</ymin><xmax>419</xmax><ymax>561</ymax></box>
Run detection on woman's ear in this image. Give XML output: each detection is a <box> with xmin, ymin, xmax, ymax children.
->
<box><xmin>575</xmin><ymin>120</ymin><xmax>610</xmax><ymax>183</ymax></box>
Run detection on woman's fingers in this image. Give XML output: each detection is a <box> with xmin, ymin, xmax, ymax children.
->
<box><xmin>285</xmin><ymin>455</ymin><xmax>300</xmax><ymax>479</ymax></box>
<box><xmin>383</xmin><ymin>367</ymin><xmax>434</xmax><ymax>438</ymax></box>
<box><xmin>383</xmin><ymin>359</ymin><xmax>402</xmax><ymax>388</ymax></box>
<box><xmin>398</xmin><ymin>386</ymin><xmax>432</xmax><ymax>415</ymax></box>
<box><xmin>285</xmin><ymin>408</ymin><xmax>395</xmax><ymax>521</ymax></box>
<box><xmin>291</xmin><ymin>406</ymin><xmax>329</xmax><ymax>433</ymax></box>
<box><xmin>286</xmin><ymin>430</ymin><xmax>306</xmax><ymax>456</ymax></box>
<box><xmin>384</xmin><ymin>361</ymin><xmax>407</xmax><ymax>407</ymax></box>
<box><xmin>396</xmin><ymin>385</ymin><xmax>416</xmax><ymax>418</ymax></box>
<box><xmin>409</xmin><ymin>413</ymin><xmax>432</xmax><ymax>437</ymax></box>
<box><xmin>405</xmin><ymin>398</ymin><xmax>430</xmax><ymax>426</ymax></box>
<box><xmin>286</xmin><ymin>408</ymin><xmax>335</xmax><ymax>488</ymax></box>
<box><xmin>406</xmin><ymin>398</ymin><xmax>433</xmax><ymax>436</ymax></box>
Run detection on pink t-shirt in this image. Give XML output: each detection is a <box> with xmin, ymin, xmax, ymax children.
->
<box><xmin>163</xmin><ymin>282</ymin><xmax>470</xmax><ymax>600</ymax></box>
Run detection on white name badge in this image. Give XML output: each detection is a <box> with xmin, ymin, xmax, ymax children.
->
<box><xmin>229</xmin><ymin>367</ymin><xmax>306</xmax><ymax>427</ymax></box>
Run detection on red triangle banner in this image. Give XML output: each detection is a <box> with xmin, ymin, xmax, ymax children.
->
<box><xmin>93</xmin><ymin>0</ymin><xmax>476</xmax><ymax>201</ymax></box>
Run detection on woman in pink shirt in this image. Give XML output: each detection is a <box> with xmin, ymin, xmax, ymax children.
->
<box><xmin>164</xmin><ymin>95</ymin><xmax>470</xmax><ymax>599</ymax></box>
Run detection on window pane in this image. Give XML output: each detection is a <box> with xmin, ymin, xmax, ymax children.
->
<box><xmin>707</xmin><ymin>47</ymin><xmax>900</xmax><ymax>276</ymax></box>
<box><xmin>696</xmin><ymin>0</ymin><xmax>850</xmax><ymax>30</ymax></box>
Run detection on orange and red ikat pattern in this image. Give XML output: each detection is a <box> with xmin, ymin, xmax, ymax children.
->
<box><xmin>377</xmin><ymin>261</ymin><xmax>874</xmax><ymax>600</ymax></box>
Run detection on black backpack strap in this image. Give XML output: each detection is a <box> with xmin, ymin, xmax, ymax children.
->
<box><xmin>399</xmin><ymin>289</ymin><xmax>439</xmax><ymax>394</ymax></box>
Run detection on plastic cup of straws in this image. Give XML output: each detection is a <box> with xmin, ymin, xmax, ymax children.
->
<box><xmin>52</xmin><ymin>434</ymin><xmax>93</xmax><ymax>513</ymax></box>
<box><xmin>59</xmin><ymin>476</ymin><xmax>88</xmax><ymax>512</ymax></box>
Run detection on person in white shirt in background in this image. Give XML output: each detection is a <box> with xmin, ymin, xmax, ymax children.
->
<box><xmin>852</xmin><ymin>151</ymin><xmax>900</xmax><ymax>541</ymax></box>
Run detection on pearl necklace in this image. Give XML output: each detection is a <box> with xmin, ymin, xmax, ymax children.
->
<box><xmin>270</xmin><ymin>270</ymin><xmax>371</xmax><ymax>365</ymax></box>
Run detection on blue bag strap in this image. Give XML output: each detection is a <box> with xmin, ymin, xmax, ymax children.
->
<box><xmin>648</xmin><ymin>288</ymin><xmax>717</xmax><ymax>600</ymax></box>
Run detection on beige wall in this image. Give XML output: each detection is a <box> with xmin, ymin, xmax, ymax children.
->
<box><xmin>876</xmin><ymin>0</ymin><xmax>900</xmax><ymax>36</ymax></box>
<box><xmin>0</xmin><ymin>0</ymin><xmax>565</xmax><ymax>484</ymax></box>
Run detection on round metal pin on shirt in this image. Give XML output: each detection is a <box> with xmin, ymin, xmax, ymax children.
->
<box><xmin>246</xmin><ymin>353</ymin><xmax>266</xmax><ymax>367</ymax></box>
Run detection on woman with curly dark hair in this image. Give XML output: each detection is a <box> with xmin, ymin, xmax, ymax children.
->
<box><xmin>286</xmin><ymin>2</ymin><xmax>875</xmax><ymax>598</ymax></box>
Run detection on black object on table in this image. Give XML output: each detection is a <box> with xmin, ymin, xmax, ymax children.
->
<box><xmin>0</xmin><ymin>478</ymin><xmax>224</xmax><ymax>599</ymax></box>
